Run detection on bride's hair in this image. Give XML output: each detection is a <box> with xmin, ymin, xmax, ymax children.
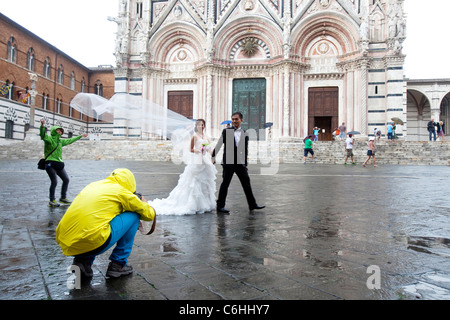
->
<box><xmin>194</xmin><ymin>119</ymin><xmax>206</xmax><ymax>133</ymax></box>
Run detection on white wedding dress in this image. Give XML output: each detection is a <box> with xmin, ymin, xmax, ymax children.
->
<box><xmin>148</xmin><ymin>136</ymin><xmax>217</xmax><ymax>215</ymax></box>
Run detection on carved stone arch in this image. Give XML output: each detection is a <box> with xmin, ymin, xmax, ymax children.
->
<box><xmin>149</xmin><ymin>22</ymin><xmax>205</xmax><ymax>64</ymax></box>
<box><xmin>292</xmin><ymin>13</ymin><xmax>359</xmax><ymax>58</ymax></box>
<box><xmin>407</xmin><ymin>89</ymin><xmax>430</xmax><ymax>116</ymax></box>
<box><xmin>214</xmin><ymin>17</ymin><xmax>283</xmax><ymax>61</ymax></box>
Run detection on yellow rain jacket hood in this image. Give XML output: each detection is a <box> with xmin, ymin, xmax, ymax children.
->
<box><xmin>56</xmin><ymin>168</ymin><xmax>155</xmax><ymax>256</ymax></box>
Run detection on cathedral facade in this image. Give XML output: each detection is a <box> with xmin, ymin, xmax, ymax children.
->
<box><xmin>112</xmin><ymin>0</ymin><xmax>406</xmax><ymax>140</ymax></box>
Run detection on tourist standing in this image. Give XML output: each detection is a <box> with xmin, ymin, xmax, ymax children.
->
<box><xmin>338</xmin><ymin>122</ymin><xmax>346</xmax><ymax>140</ymax></box>
<box><xmin>427</xmin><ymin>119</ymin><xmax>437</xmax><ymax>141</ymax></box>
<box><xmin>387</xmin><ymin>123</ymin><xmax>393</xmax><ymax>141</ymax></box>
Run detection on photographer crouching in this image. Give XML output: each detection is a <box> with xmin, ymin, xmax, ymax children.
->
<box><xmin>56</xmin><ymin>168</ymin><xmax>156</xmax><ymax>279</ymax></box>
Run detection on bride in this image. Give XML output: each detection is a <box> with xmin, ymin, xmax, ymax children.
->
<box><xmin>148</xmin><ymin>119</ymin><xmax>217</xmax><ymax>215</ymax></box>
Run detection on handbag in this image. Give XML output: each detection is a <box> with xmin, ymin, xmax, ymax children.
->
<box><xmin>37</xmin><ymin>142</ymin><xmax>60</xmax><ymax>170</ymax></box>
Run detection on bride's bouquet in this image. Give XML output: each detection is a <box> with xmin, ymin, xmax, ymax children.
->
<box><xmin>200</xmin><ymin>143</ymin><xmax>210</xmax><ymax>155</ymax></box>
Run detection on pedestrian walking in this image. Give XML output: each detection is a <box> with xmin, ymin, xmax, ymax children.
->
<box><xmin>39</xmin><ymin>118</ymin><xmax>88</xmax><ymax>207</ymax></box>
<box><xmin>303</xmin><ymin>135</ymin><xmax>315</xmax><ymax>164</ymax></box>
<box><xmin>363</xmin><ymin>137</ymin><xmax>377</xmax><ymax>167</ymax></box>
<box><xmin>344</xmin><ymin>134</ymin><xmax>356</xmax><ymax>165</ymax></box>
<box><xmin>427</xmin><ymin>118</ymin><xmax>437</xmax><ymax>141</ymax></box>
<box><xmin>212</xmin><ymin>111</ymin><xmax>265</xmax><ymax>213</ymax></box>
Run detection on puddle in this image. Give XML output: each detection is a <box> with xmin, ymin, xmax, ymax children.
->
<box><xmin>406</xmin><ymin>236</ymin><xmax>450</xmax><ymax>257</ymax></box>
<box><xmin>161</xmin><ymin>242</ymin><xmax>179</xmax><ymax>253</ymax></box>
<box><xmin>400</xmin><ymin>281</ymin><xmax>450</xmax><ymax>300</ymax></box>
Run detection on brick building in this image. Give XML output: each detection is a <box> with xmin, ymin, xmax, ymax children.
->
<box><xmin>0</xmin><ymin>12</ymin><xmax>114</xmax><ymax>141</ymax></box>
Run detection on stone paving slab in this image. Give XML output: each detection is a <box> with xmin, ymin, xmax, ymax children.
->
<box><xmin>1</xmin><ymin>160</ymin><xmax>450</xmax><ymax>304</ymax></box>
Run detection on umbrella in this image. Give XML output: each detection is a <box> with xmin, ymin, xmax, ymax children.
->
<box><xmin>347</xmin><ymin>131</ymin><xmax>360</xmax><ymax>135</ymax></box>
<box><xmin>391</xmin><ymin>117</ymin><xmax>404</xmax><ymax>125</ymax></box>
<box><xmin>221</xmin><ymin>120</ymin><xmax>231</xmax><ymax>125</ymax></box>
<box><xmin>263</xmin><ymin>122</ymin><xmax>273</xmax><ymax>129</ymax></box>
<box><xmin>303</xmin><ymin>135</ymin><xmax>314</xmax><ymax>142</ymax></box>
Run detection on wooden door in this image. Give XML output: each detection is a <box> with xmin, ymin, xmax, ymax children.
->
<box><xmin>308</xmin><ymin>87</ymin><xmax>338</xmax><ymax>141</ymax></box>
<box><xmin>168</xmin><ymin>91</ymin><xmax>193</xmax><ymax>119</ymax></box>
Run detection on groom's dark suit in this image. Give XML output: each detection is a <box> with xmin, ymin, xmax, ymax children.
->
<box><xmin>212</xmin><ymin>126</ymin><xmax>258</xmax><ymax>210</ymax></box>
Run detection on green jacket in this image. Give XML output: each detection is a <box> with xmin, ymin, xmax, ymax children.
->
<box><xmin>40</xmin><ymin>125</ymin><xmax>83</xmax><ymax>162</ymax></box>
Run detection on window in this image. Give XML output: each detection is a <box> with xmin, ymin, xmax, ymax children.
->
<box><xmin>42</xmin><ymin>94</ymin><xmax>49</xmax><ymax>110</ymax></box>
<box><xmin>70</xmin><ymin>72</ymin><xmax>76</xmax><ymax>90</ymax></box>
<box><xmin>95</xmin><ymin>81</ymin><xmax>103</xmax><ymax>96</ymax></box>
<box><xmin>5</xmin><ymin>120</ymin><xmax>13</xmax><ymax>139</ymax></box>
<box><xmin>57</xmin><ymin>65</ymin><xmax>64</xmax><ymax>85</ymax></box>
<box><xmin>7</xmin><ymin>37</ymin><xmax>17</xmax><ymax>63</ymax></box>
<box><xmin>57</xmin><ymin>99</ymin><xmax>62</xmax><ymax>114</ymax></box>
<box><xmin>137</xmin><ymin>1</ymin><xmax>143</xmax><ymax>19</ymax></box>
<box><xmin>43</xmin><ymin>57</ymin><xmax>51</xmax><ymax>78</ymax></box>
<box><xmin>81</xmin><ymin>78</ymin><xmax>86</xmax><ymax>93</ymax></box>
<box><xmin>27</xmin><ymin>48</ymin><xmax>35</xmax><ymax>71</ymax></box>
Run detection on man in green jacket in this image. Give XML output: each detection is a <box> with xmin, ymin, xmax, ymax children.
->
<box><xmin>40</xmin><ymin>118</ymin><xmax>88</xmax><ymax>207</ymax></box>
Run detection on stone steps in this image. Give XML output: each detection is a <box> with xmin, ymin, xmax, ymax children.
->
<box><xmin>1</xmin><ymin>133</ymin><xmax>449</xmax><ymax>166</ymax></box>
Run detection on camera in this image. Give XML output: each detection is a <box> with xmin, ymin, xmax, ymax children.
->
<box><xmin>134</xmin><ymin>192</ymin><xmax>143</xmax><ymax>200</ymax></box>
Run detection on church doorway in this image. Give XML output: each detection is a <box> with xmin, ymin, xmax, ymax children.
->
<box><xmin>308</xmin><ymin>87</ymin><xmax>338</xmax><ymax>141</ymax></box>
<box><xmin>168</xmin><ymin>91</ymin><xmax>193</xmax><ymax>119</ymax></box>
<box><xmin>232</xmin><ymin>78</ymin><xmax>266</xmax><ymax>140</ymax></box>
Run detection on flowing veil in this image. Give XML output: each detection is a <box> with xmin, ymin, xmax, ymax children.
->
<box><xmin>70</xmin><ymin>93</ymin><xmax>195</xmax><ymax>163</ymax></box>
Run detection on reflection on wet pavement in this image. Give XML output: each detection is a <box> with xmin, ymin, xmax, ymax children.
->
<box><xmin>1</xmin><ymin>160</ymin><xmax>450</xmax><ymax>300</ymax></box>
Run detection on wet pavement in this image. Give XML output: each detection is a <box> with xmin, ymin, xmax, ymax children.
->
<box><xmin>1</xmin><ymin>160</ymin><xmax>450</xmax><ymax>301</ymax></box>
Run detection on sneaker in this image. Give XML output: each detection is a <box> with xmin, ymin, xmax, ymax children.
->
<box><xmin>72</xmin><ymin>257</ymin><xmax>93</xmax><ymax>278</ymax></box>
<box><xmin>106</xmin><ymin>261</ymin><xmax>133</xmax><ymax>278</ymax></box>
<box><xmin>48</xmin><ymin>200</ymin><xmax>60</xmax><ymax>207</ymax></box>
<box><xmin>59</xmin><ymin>198</ymin><xmax>72</xmax><ymax>204</ymax></box>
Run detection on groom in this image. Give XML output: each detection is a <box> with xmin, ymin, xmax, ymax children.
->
<box><xmin>212</xmin><ymin>111</ymin><xmax>265</xmax><ymax>213</ymax></box>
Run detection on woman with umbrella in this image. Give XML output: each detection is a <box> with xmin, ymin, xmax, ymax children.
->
<box><xmin>391</xmin><ymin>117</ymin><xmax>404</xmax><ymax>140</ymax></box>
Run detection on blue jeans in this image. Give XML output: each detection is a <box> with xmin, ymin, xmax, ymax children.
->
<box><xmin>429</xmin><ymin>130</ymin><xmax>436</xmax><ymax>141</ymax></box>
<box><xmin>76</xmin><ymin>212</ymin><xmax>140</xmax><ymax>266</ymax></box>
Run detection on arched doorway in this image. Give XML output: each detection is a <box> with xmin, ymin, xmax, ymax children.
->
<box><xmin>406</xmin><ymin>89</ymin><xmax>431</xmax><ymax>141</ymax></box>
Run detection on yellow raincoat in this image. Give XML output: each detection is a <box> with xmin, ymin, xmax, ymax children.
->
<box><xmin>56</xmin><ymin>168</ymin><xmax>155</xmax><ymax>256</ymax></box>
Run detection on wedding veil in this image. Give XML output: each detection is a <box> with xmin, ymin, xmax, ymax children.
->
<box><xmin>70</xmin><ymin>93</ymin><xmax>195</xmax><ymax>164</ymax></box>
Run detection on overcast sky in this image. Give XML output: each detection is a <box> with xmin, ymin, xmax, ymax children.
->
<box><xmin>1</xmin><ymin>0</ymin><xmax>449</xmax><ymax>79</ymax></box>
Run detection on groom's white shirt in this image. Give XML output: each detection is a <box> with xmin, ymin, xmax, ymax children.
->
<box><xmin>234</xmin><ymin>127</ymin><xmax>242</xmax><ymax>146</ymax></box>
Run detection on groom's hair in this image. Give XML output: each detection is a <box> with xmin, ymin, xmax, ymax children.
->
<box><xmin>232</xmin><ymin>111</ymin><xmax>243</xmax><ymax>120</ymax></box>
